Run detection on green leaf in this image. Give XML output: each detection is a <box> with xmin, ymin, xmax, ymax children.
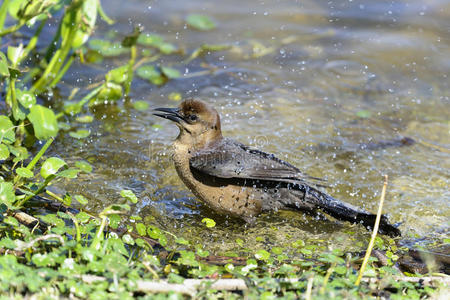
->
<box><xmin>9</xmin><ymin>145</ymin><xmax>29</xmax><ymax>161</ymax></box>
<box><xmin>186</xmin><ymin>14</ymin><xmax>216</xmax><ymax>31</ymax></box>
<box><xmin>161</xmin><ymin>66</ymin><xmax>181</xmax><ymax>79</ymax></box>
<box><xmin>16</xmin><ymin>167</ymin><xmax>33</xmax><ymax>178</ymax></box>
<box><xmin>88</xmin><ymin>39</ymin><xmax>128</xmax><ymax>57</ymax></box>
<box><xmin>168</xmin><ymin>92</ymin><xmax>182</xmax><ymax>101</ymax></box>
<box><xmin>255</xmin><ymin>249</ymin><xmax>271</xmax><ymax>261</ymax></box>
<box><xmin>121</xmin><ymin>26</ymin><xmax>142</xmax><ymax>47</ymax></box>
<box><xmin>201</xmin><ymin>218</ymin><xmax>216</xmax><ymax>228</ymax></box>
<box><xmin>0</xmin><ymin>52</ymin><xmax>10</xmax><ymax>77</ymax></box>
<box><xmin>0</xmin><ymin>115</ymin><xmax>16</xmax><ymax>144</ymax></box>
<box><xmin>122</xmin><ymin>234</ymin><xmax>134</xmax><ymax>245</ymax></box>
<box><xmin>69</xmin><ymin>129</ymin><xmax>90</xmax><ymax>139</ymax></box>
<box><xmin>158</xmin><ymin>43</ymin><xmax>177</xmax><ymax>54</ymax></box>
<box><xmin>136</xmin><ymin>223</ymin><xmax>146</xmax><ymax>236</ymax></box>
<box><xmin>356</xmin><ymin>110</ymin><xmax>371</xmax><ymax>118</ymax></box>
<box><xmin>147</xmin><ymin>225</ymin><xmax>162</xmax><ymax>239</ymax></box>
<box><xmin>40</xmin><ymin>157</ymin><xmax>67</xmax><ymax>179</ymax></box>
<box><xmin>175</xmin><ymin>237</ymin><xmax>190</xmax><ymax>245</ymax></box>
<box><xmin>132</xmin><ymin>100</ymin><xmax>149</xmax><ymax>111</ymax></box>
<box><xmin>16</xmin><ymin>90</ymin><xmax>36</xmax><ymax>108</ymax></box>
<box><xmin>63</xmin><ymin>0</ymin><xmax>98</xmax><ymax>48</ymax></box>
<box><xmin>57</xmin><ymin>168</ymin><xmax>80</xmax><ymax>178</ymax></box>
<box><xmin>75</xmin><ymin>160</ymin><xmax>93</xmax><ymax>173</ymax></box>
<box><xmin>74</xmin><ymin>195</ymin><xmax>88</xmax><ymax>205</ymax></box>
<box><xmin>0</xmin><ymin>182</ymin><xmax>15</xmax><ymax>207</ymax></box>
<box><xmin>75</xmin><ymin>115</ymin><xmax>94</xmax><ymax>123</ymax></box>
<box><xmin>0</xmin><ymin>144</ymin><xmax>10</xmax><ymax>160</ymax></box>
<box><xmin>188</xmin><ymin>44</ymin><xmax>230</xmax><ymax>61</ymax></box>
<box><xmin>7</xmin><ymin>45</ymin><xmax>24</xmax><ymax>67</ymax></box>
<box><xmin>105</xmin><ymin>65</ymin><xmax>128</xmax><ymax>84</ymax></box>
<box><xmin>136</xmin><ymin>65</ymin><xmax>165</xmax><ymax>85</ymax></box>
<box><xmin>27</xmin><ymin>105</ymin><xmax>59</xmax><ymax>140</ymax></box>
<box><xmin>91</xmin><ymin>82</ymin><xmax>123</xmax><ymax>104</ymax></box>
<box><xmin>120</xmin><ymin>189</ymin><xmax>138</xmax><ymax>204</ymax></box>
<box><xmin>137</xmin><ymin>33</ymin><xmax>164</xmax><ymax>46</ymax></box>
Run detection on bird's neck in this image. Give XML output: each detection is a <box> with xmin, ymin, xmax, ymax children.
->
<box><xmin>175</xmin><ymin>131</ymin><xmax>223</xmax><ymax>153</ymax></box>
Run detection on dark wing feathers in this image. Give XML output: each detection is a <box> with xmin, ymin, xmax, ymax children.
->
<box><xmin>189</xmin><ymin>138</ymin><xmax>325</xmax><ymax>186</ymax></box>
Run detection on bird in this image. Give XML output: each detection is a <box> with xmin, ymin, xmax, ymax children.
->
<box><xmin>153</xmin><ymin>99</ymin><xmax>401</xmax><ymax>237</ymax></box>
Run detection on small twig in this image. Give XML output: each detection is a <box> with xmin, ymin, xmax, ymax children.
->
<box><xmin>15</xmin><ymin>234</ymin><xmax>64</xmax><ymax>250</ymax></box>
<box><xmin>355</xmin><ymin>175</ymin><xmax>388</xmax><ymax>286</ymax></box>
<box><xmin>320</xmin><ymin>263</ymin><xmax>336</xmax><ymax>294</ymax></box>
<box><xmin>305</xmin><ymin>275</ymin><xmax>314</xmax><ymax>300</ymax></box>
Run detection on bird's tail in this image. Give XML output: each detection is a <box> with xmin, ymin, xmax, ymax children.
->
<box><xmin>306</xmin><ymin>188</ymin><xmax>401</xmax><ymax>237</ymax></box>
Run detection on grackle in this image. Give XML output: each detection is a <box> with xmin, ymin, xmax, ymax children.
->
<box><xmin>153</xmin><ymin>99</ymin><xmax>401</xmax><ymax>237</ymax></box>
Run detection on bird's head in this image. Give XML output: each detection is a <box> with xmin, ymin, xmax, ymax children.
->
<box><xmin>153</xmin><ymin>99</ymin><xmax>222</xmax><ymax>148</ymax></box>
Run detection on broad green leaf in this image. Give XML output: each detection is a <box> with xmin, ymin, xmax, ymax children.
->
<box><xmin>0</xmin><ymin>182</ymin><xmax>15</xmax><ymax>206</ymax></box>
<box><xmin>40</xmin><ymin>157</ymin><xmax>67</xmax><ymax>179</ymax></box>
<box><xmin>8</xmin><ymin>0</ymin><xmax>26</xmax><ymax>19</ymax></box>
<box><xmin>7</xmin><ymin>45</ymin><xmax>24</xmax><ymax>67</ymax></box>
<box><xmin>136</xmin><ymin>65</ymin><xmax>165</xmax><ymax>85</ymax></box>
<box><xmin>161</xmin><ymin>66</ymin><xmax>181</xmax><ymax>79</ymax></box>
<box><xmin>120</xmin><ymin>189</ymin><xmax>138</xmax><ymax>204</ymax></box>
<box><xmin>255</xmin><ymin>249</ymin><xmax>271</xmax><ymax>261</ymax></box>
<box><xmin>16</xmin><ymin>167</ymin><xmax>33</xmax><ymax>178</ymax></box>
<box><xmin>135</xmin><ymin>223</ymin><xmax>146</xmax><ymax>236</ymax></box>
<box><xmin>201</xmin><ymin>218</ymin><xmax>216</xmax><ymax>228</ymax></box>
<box><xmin>0</xmin><ymin>116</ymin><xmax>15</xmax><ymax>144</ymax></box>
<box><xmin>88</xmin><ymin>39</ymin><xmax>128</xmax><ymax>57</ymax></box>
<box><xmin>9</xmin><ymin>145</ymin><xmax>28</xmax><ymax>161</ymax></box>
<box><xmin>27</xmin><ymin>105</ymin><xmax>59</xmax><ymax>140</ymax></box>
<box><xmin>57</xmin><ymin>168</ymin><xmax>80</xmax><ymax>178</ymax></box>
<box><xmin>75</xmin><ymin>115</ymin><xmax>94</xmax><ymax>123</ymax></box>
<box><xmin>105</xmin><ymin>65</ymin><xmax>128</xmax><ymax>84</ymax></box>
<box><xmin>137</xmin><ymin>33</ymin><xmax>164</xmax><ymax>46</ymax></box>
<box><xmin>92</xmin><ymin>82</ymin><xmax>123</xmax><ymax>104</ymax></box>
<box><xmin>69</xmin><ymin>129</ymin><xmax>90</xmax><ymax>139</ymax></box>
<box><xmin>75</xmin><ymin>195</ymin><xmax>88</xmax><ymax>205</ymax></box>
<box><xmin>16</xmin><ymin>89</ymin><xmax>36</xmax><ymax>108</ymax></box>
<box><xmin>0</xmin><ymin>52</ymin><xmax>9</xmax><ymax>77</ymax></box>
<box><xmin>132</xmin><ymin>100</ymin><xmax>149</xmax><ymax>111</ymax></box>
<box><xmin>158</xmin><ymin>43</ymin><xmax>177</xmax><ymax>54</ymax></box>
<box><xmin>75</xmin><ymin>160</ymin><xmax>93</xmax><ymax>173</ymax></box>
<box><xmin>0</xmin><ymin>144</ymin><xmax>9</xmax><ymax>160</ymax></box>
<box><xmin>175</xmin><ymin>237</ymin><xmax>190</xmax><ymax>245</ymax></box>
<box><xmin>122</xmin><ymin>234</ymin><xmax>134</xmax><ymax>245</ymax></box>
<box><xmin>186</xmin><ymin>14</ymin><xmax>216</xmax><ymax>31</ymax></box>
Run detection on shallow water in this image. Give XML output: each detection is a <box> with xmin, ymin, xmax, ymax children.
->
<box><xmin>49</xmin><ymin>0</ymin><xmax>448</xmax><ymax>252</ymax></box>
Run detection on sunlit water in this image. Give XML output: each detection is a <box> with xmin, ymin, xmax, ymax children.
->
<box><xmin>47</xmin><ymin>0</ymin><xmax>448</xmax><ymax>253</ymax></box>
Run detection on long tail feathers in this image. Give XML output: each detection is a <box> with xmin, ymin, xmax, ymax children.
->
<box><xmin>307</xmin><ymin>188</ymin><xmax>401</xmax><ymax>237</ymax></box>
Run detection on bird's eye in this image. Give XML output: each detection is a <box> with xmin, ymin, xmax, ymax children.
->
<box><xmin>188</xmin><ymin>114</ymin><xmax>198</xmax><ymax>122</ymax></box>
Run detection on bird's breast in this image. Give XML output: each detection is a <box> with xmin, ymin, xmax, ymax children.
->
<box><xmin>171</xmin><ymin>142</ymin><xmax>262</xmax><ymax>220</ymax></box>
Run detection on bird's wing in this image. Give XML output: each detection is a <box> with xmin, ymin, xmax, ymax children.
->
<box><xmin>190</xmin><ymin>138</ymin><xmax>325</xmax><ymax>185</ymax></box>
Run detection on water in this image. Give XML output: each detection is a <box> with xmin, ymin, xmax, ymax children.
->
<box><xmin>49</xmin><ymin>0</ymin><xmax>449</xmax><ymax>253</ymax></box>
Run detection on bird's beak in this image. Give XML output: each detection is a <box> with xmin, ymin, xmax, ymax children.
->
<box><xmin>153</xmin><ymin>107</ymin><xmax>183</xmax><ymax>123</ymax></box>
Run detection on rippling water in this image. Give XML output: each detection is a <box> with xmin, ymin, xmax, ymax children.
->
<box><xmin>50</xmin><ymin>0</ymin><xmax>449</xmax><ymax>252</ymax></box>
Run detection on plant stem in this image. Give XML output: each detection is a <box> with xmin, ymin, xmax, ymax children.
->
<box><xmin>49</xmin><ymin>54</ymin><xmax>75</xmax><ymax>88</ymax></box>
<box><xmin>97</xmin><ymin>0</ymin><xmax>114</xmax><ymax>25</ymax></box>
<box><xmin>25</xmin><ymin>138</ymin><xmax>54</xmax><ymax>171</ymax></box>
<box><xmin>355</xmin><ymin>175</ymin><xmax>388</xmax><ymax>286</ymax></box>
<box><xmin>0</xmin><ymin>0</ymin><xmax>11</xmax><ymax>35</ymax></box>
<box><xmin>23</xmin><ymin>18</ymin><xmax>47</xmax><ymax>59</ymax></box>
<box><xmin>0</xmin><ymin>20</ymin><xmax>26</xmax><ymax>37</ymax></box>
